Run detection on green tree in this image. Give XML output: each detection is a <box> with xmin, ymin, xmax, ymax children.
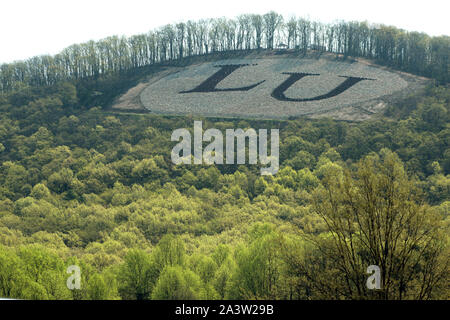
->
<box><xmin>288</xmin><ymin>149</ymin><xmax>449</xmax><ymax>299</ymax></box>
<box><xmin>153</xmin><ymin>235</ymin><xmax>186</xmax><ymax>272</ymax></box>
<box><xmin>118</xmin><ymin>249</ymin><xmax>158</xmax><ymax>300</ymax></box>
<box><xmin>151</xmin><ymin>265</ymin><xmax>205</xmax><ymax>299</ymax></box>
<box><xmin>230</xmin><ymin>224</ymin><xmax>284</xmax><ymax>299</ymax></box>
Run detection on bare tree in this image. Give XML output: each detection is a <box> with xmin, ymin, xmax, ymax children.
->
<box><xmin>263</xmin><ymin>11</ymin><xmax>283</xmax><ymax>49</ymax></box>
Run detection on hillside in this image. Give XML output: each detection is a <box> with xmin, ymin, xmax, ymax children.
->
<box><xmin>0</xmin><ymin>12</ymin><xmax>448</xmax><ymax>301</ymax></box>
<box><xmin>112</xmin><ymin>51</ymin><xmax>429</xmax><ymax>120</ymax></box>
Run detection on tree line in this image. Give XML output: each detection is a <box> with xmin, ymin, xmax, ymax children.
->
<box><xmin>0</xmin><ymin>11</ymin><xmax>448</xmax><ymax>93</ymax></box>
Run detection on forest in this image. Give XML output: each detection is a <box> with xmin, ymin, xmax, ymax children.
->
<box><xmin>0</xmin><ymin>12</ymin><xmax>448</xmax><ymax>300</ymax></box>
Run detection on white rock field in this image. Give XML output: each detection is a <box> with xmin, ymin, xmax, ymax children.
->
<box><xmin>126</xmin><ymin>56</ymin><xmax>426</xmax><ymax>120</ymax></box>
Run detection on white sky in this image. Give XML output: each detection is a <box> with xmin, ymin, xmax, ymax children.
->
<box><xmin>0</xmin><ymin>0</ymin><xmax>448</xmax><ymax>64</ymax></box>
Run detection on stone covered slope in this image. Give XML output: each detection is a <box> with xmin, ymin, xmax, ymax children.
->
<box><xmin>112</xmin><ymin>51</ymin><xmax>429</xmax><ymax>120</ymax></box>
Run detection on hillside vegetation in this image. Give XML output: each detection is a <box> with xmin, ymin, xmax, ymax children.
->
<box><xmin>0</xmin><ymin>76</ymin><xmax>448</xmax><ymax>299</ymax></box>
<box><xmin>0</xmin><ymin>12</ymin><xmax>448</xmax><ymax>300</ymax></box>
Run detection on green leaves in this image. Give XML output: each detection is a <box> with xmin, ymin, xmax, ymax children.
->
<box><xmin>118</xmin><ymin>249</ymin><xmax>157</xmax><ymax>300</ymax></box>
<box><xmin>152</xmin><ymin>265</ymin><xmax>206</xmax><ymax>300</ymax></box>
<box><xmin>307</xmin><ymin>149</ymin><xmax>448</xmax><ymax>299</ymax></box>
<box><xmin>153</xmin><ymin>235</ymin><xmax>186</xmax><ymax>271</ymax></box>
<box><xmin>0</xmin><ymin>70</ymin><xmax>448</xmax><ymax>300</ymax></box>
<box><xmin>0</xmin><ymin>245</ymin><xmax>72</xmax><ymax>299</ymax></box>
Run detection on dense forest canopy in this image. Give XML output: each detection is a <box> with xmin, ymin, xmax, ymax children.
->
<box><xmin>0</xmin><ymin>12</ymin><xmax>448</xmax><ymax>301</ymax></box>
<box><xmin>0</xmin><ymin>11</ymin><xmax>449</xmax><ymax>94</ymax></box>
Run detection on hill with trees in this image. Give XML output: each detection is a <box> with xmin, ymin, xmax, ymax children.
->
<box><xmin>0</xmin><ymin>12</ymin><xmax>448</xmax><ymax>300</ymax></box>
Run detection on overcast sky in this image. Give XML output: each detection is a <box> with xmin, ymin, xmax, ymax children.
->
<box><xmin>0</xmin><ymin>0</ymin><xmax>448</xmax><ymax>64</ymax></box>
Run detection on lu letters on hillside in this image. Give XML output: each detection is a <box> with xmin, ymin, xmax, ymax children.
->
<box><xmin>180</xmin><ymin>64</ymin><xmax>375</xmax><ymax>101</ymax></box>
<box><xmin>139</xmin><ymin>58</ymin><xmax>409</xmax><ymax>119</ymax></box>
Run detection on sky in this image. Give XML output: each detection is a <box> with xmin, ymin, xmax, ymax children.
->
<box><xmin>0</xmin><ymin>0</ymin><xmax>448</xmax><ymax>64</ymax></box>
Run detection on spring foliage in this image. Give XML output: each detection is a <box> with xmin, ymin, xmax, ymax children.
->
<box><xmin>0</xmin><ymin>69</ymin><xmax>448</xmax><ymax>299</ymax></box>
